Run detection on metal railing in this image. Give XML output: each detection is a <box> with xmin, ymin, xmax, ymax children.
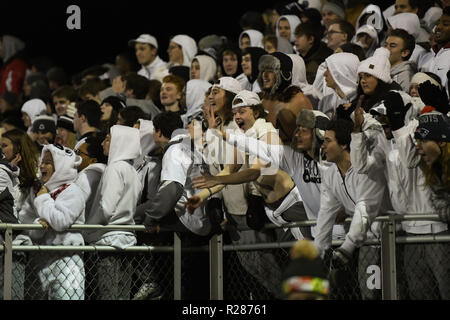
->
<box><xmin>1</xmin><ymin>213</ymin><xmax>448</xmax><ymax>300</ymax></box>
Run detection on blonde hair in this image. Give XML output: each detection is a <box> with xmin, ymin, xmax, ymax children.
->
<box><xmin>421</xmin><ymin>142</ymin><xmax>450</xmax><ymax>190</ymax></box>
<box><xmin>290</xmin><ymin>239</ymin><xmax>319</xmax><ymax>260</ymax></box>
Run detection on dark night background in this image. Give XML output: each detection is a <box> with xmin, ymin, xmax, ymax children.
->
<box><xmin>1</xmin><ymin>0</ymin><xmax>391</xmax><ymax>77</ymax></box>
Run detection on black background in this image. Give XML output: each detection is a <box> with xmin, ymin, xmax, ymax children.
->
<box><xmin>2</xmin><ymin>0</ymin><xmax>392</xmax><ymax>77</ymax></box>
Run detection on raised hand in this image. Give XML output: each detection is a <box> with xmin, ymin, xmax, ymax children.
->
<box><xmin>191</xmin><ymin>171</ymin><xmax>220</xmax><ymax>189</ymax></box>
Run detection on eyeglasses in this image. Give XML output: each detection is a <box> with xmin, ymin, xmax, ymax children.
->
<box><xmin>74</xmin><ymin>148</ymin><xmax>89</xmax><ymax>157</ymax></box>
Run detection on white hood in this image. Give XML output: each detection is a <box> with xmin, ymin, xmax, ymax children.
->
<box><xmin>185</xmin><ymin>79</ymin><xmax>211</xmax><ymax>118</ymax></box>
<box><xmin>288</xmin><ymin>54</ymin><xmax>308</xmax><ymax>86</ymax></box>
<box><xmin>21</xmin><ymin>99</ymin><xmax>47</xmax><ymax>124</ymax></box>
<box><xmin>387</xmin><ymin>12</ymin><xmax>420</xmax><ymax>39</ymax></box>
<box><xmin>194</xmin><ymin>55</ymin><xmax>217</xmax><ymax>82</ymax></box>
<box><xmin>422</xmin><ymin>7</ymin><xmax>443</xmax><ymax>33</ymax></box>
<box><xmin>382</xmin><ymin>4</ymin><xmax>395</xmax><ymax>21</ymax></box>
<box><xmin>276</xmin><ymin>15</ymin><xmax>301</xmax><ymax>43</ymax></box>
<box><xmin>108</xmin><ymin>125</ymin><xmax>141</xmax><ymax>165</ymax></box>
<box><xmin>356</xmin><ymin>4</ymin><xmax>384</xmax><ymax>34</ymax></box>
<box><xmin>40</xmin><ymin>144</ymin><xmax>82</xmax><ymax>192</ymax></box>
<box><xmin>1</xmin><ymin>35</ymin><xmax>25</xmax><ymax>62</ymax></box>
<box><xmin>134</xmin><ymin>119</ymin><xmax>157</xmax><ymax>169</ymax></box>
<box><xmin>239</xmin><ymin>29</ymin><xmax>264</xmax><ymax>49</ymax></box>
<box><xmin>325</xmin><ymin>52</ymin><xmax>360</xmax><ymax>99</ymax></box>
<box><xmin>171</xmin><ymin>35</ymin><xmax>198</xmax><ymax>67</ymax></box>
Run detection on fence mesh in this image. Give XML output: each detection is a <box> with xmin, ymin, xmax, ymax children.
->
<box><xmin>1</xmin><ymin>227</ymin><xmax>450</xmax><ymax>300</ymax></box>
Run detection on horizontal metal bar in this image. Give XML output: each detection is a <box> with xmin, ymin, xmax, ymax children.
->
<box><xmin>0</xmin><ymin>245</ymin><xmax>174</xmax><ymax>253</ymax></box>
<box><xmin>396</xmin><ymin>235</ymin><xmax>450</xmax><ymax>244</ymax></box>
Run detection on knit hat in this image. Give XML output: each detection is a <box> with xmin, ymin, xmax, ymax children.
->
<box><xmin>101</xmin><ymin>96</ymin><xmax>127</xmax><ymax>113</ymax></box>
<box><xmin>1</xmin><ymin>110</ymin><xmax>26</xmax><ymax>131</ymax></box>
<box><xmin>257</xmin><ymin>52</ymin><xmax>293</xmax><ymax>96</ymax></box>
<box><xmin>198</xmin><ymin>34</ymin><xmax>226</xmax><ymax>51</ymax></box>
<box><xmin>212</xmin><ymin>77</ymin><xmax>242</xmax><ymax>95</ymax></box>
<box><xmin>31</xmin><ymin>114</ymin><xmax>56</xmax><ymax>134</ymax></box>
<box><xmin>414</xmin><ymin>111</ymin><xmax>450</xmax><ymax>142</ymax></box>
<box><xmin>128</xmin><ymin>34</ymin><xmax>158</xmax><ymax>49</ymax></box>
<box><xmin>295</xmin><ymin>109</ymin><xmax>330</xmax><ymax>160</ymax></box>
<box><xmin>57</xmin><ymin>115</ymin><xmax>75</xmax><ymax>133</ymax></box>
<box><xmin>232</xmin><ymin>90</ymin><xmax>262</xmax><ymax>109</ymax></box>
<box><xmin>411</xmin><ymin>72</ymin><xmax>441</xmax><ymax>89</ymax></box>
<box><xmin>281</xmin><ymin>240</ymin><xmax>329</xmax><ymax>298</ymax></box>
<box><xmin>321</xmin><ymin>0</ymin><xmax>345</xmax><ymax>20</ymax></box>
<box><xmin>357</xmin><ymin>47</ymin><xmax>392</xmax><ymax>84</ymax></box>
<box><xmin>169</xmin><ymin>65</ymin><xmax>190</xmax><ymax>83</ymax></box>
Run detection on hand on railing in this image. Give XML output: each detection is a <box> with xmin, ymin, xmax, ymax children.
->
<box><xmin>38</xmin><ymin>219</ymin><xmax>50</xmax><ymax>230</ymax></box>
<box><xmin>185</xmin><ymin>195</ymin><xmax>203</xmax><ymax>214</ymax></box>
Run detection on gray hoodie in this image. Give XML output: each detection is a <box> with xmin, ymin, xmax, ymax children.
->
<box><xmin>390</xmin><ymin>60</ymin><xmax>417</xmax><ymax>92</ymax></box>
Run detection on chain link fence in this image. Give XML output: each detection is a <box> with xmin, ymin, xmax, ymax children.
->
<box><xmin>1</xmin><ymin>215</ymin><xmax>449</xmax><ymax>300</ymax></box>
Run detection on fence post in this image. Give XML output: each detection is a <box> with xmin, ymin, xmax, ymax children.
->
<box><xmin>381</xmin><ymin>216</ymin><xmax>397</xmax><ymax>300</ymax></box>
<box><xmin>209</xmin><ymin>234</ymin><xmax>223</xmax><ymax>300</ymax></box>
<box><xmin>173</xmin><ymin>232</ymin><xmax>181</xmax><ymax>300</ymax></box>
<box><xmin>3</xmin><ymin>227</ymin><xmax>13</xmax><ymax>300</ymax></box>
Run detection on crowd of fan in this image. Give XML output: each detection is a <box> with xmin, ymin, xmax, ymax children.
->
<box><xmin>0</xmin><ymin>0</ymin><xmax>449</xmax><ymax>300</ymax></box>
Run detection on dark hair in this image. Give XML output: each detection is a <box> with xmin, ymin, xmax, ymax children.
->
<box><xmin>294</xmin><ymin>22</ymin><xmax>323</xmax><ymax>46</ymax></box>
<box><xmin>300</xmin><ymin>8</ymin><xmax>323</xmax><ymax>25</ymax></box>
<box><xmin>239</xmin><ymin>11</ymin><xmax>265</xmax><ymax>33</ymax></box>
<box><xmin>119</xmin><ymin>106</ymin><xmax>148</xmax><ymax>127</ymax></box>
<box><xmin>152</xmin><ymin>111</ymin><xmax>183</xmax><ymax>139</ymax></box>
<box><xmin>124</xmin><ymin>73</ymin><xmax>151</xmax><ymax>99</ymax></box>
<box><xmin>76</xmin><ymin>100</ymin><xmax>102</xmax><ymax>129</ymax></box>
<box><xmin>85</xmin><ymin>132</ymin><xmax>108</xmax><ymax>164</ymax></box>
<box><xmin>333</xmin><ymin>20</ymin><xmax>355</xmax><ymax>42</ymax></box>
<box><xmin>388</xmin><ymin>28</ymin><xmax>416</xmax><ymax>61</ymax></box>
<box><xmin>250</xmin><ymin>104</ymin><xmax>267</xmax><ymax>119</ymax></box>
<box><xmin>444</xmin><ymin>6</ymin><xmax>450</xmax><ymax>16</ymax></box>
<box><xmin>338</xmin><ymin>43</ymin><xmax>366</xmax><ymax>61</ymax></box>
<box><xmin>78</xmin><ymin>77</ymin><xmax>107</xmax><ymax>98</ymax></box>
<box><xmin>116</xmin><ymin>52</ymin><xmax>139</xmax><ymax>74</ymax></box>
<box><xmin>222</xmin><ymin>90</ymin><xmax>236</xmax><ymax>126</ymax></box>
<box><xmin>52</xmin><ymin>85</ymin><xmax>78</xmax><ymax>101</ymax></box>
<box><xmin>326</xmin><ymin>119</ymin><xmax>353</xmax><ymax>150</ymax></box>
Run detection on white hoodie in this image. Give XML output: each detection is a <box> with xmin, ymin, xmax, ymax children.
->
<box><xmin>350</xmin><ymin>117</ymin><xmax>447</xmax><ymax>235</ymax></box>
<box><xmin>318</xmin><ymin>53</ymin><xmax>360</xmax><ymax>118</ymax></box>
<box><xmin>276</xmin><ymin>15</ymin><xmax>301</xmax><ymax>43</ymax></box>
<box><xmin>288</xmin><ymin>54</ymin><xmax>321</xmax><ymax>103</ymax></box>
<box><xmin>181</xmin><ymin>79</ymin><xmax>211</xmax><ymax>127</ymax></box>
<box><xmin>192</xmin><ymin>55</ymin><xmax>216</xmax><ymax>83</ymax></box>
<box><xmin>356</xmin><ymin>4</ymin><xmax>384</xmax><ymax>35</ymax></box>
<box><xmin>21</xmin><ymin>98</ymin><xmax>47</xmax><ymax>132</ymax></box>
<box><xmin>171</xmin><ymin>35</ymin><xmax>198</xmax><ymax>67</ymax></box>
<box><xmin>239</xmin><ymin>29</ymin><xmax>264</xmax><ymax>49</ymax></box>
<box><xmin>84</xmin><ymin>125</ymin><xmax>142</xmax><ymax>248</ymax></box>
<box><xmin>19</xmin><ymin>144</ymin><xmax>85</xmax><ymax>246</ymax></box>
<box><xmin>137</xmin><ymin>55</ymin><xmax>168</xmax><ymax>82</ymax></box>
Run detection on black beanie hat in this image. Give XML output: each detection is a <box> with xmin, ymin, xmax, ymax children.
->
<box><xmin>101</xmin><ymin>96</ymin><xmax>127</xmax><ymax>113</ymax></box>
<box><xmin>57</xmin><ymin>115</ymin><xmax>75</xmax><ymax>133</ymax></box>
<box><xmin>32</xmin><ymin>115</ymin><xmax>56</xmax><ymax>134</ymax></box>
<box><xmin>169</xmin><ymin>66</ymin><xmax>191</xmax><ymax>84</ymax></box>
<box><xmin>1</xmin><ymin>110</ymin><xmax>26</xmax><ymax>131</ymax></box>
<box><xmin>415</xmin><ymin>111</ymin><xmax>450</xmax><ymax>142</ymax></box>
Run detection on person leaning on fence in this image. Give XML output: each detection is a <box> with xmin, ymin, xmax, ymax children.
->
<box><xmin>83</xmin><ymin>125</ymin><xmax>141</xmax><ymax>300</ymax></box>
<box><xmin>143</xmin><ymin>111</ymin><xmax>213</xmax><ymax>299</ymax></box>
<box><xmin>18</xmin><ymin>144</ymin><xmax>86</xmax><ymax>300</ymax></box>
<box><xmin>313</xmin><ymin>118</ymin><xmax>390</xmax><ymax>299</ymax></box>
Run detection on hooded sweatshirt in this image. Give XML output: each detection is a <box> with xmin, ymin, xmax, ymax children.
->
<box><xmin>239</xmin><ymin>29</ymin><xmax>264</xmax><ymax>49</ymax></box>
<box><xmin>276</xmin><ymin>36</ymin><xmax>295</xmax><ymax>54</ymax></box>
<box><xmin>352</xmin><ymin>24</ymin><xmax>379</xmax><ymax>58</ymax></box>
<box><xmin>193</xmin><ymin>55</ymin><xmax>217</xmax><ymax>83</ymax></box>
<box><xmin>276</xmin><ymin>15</ymin><xmax>301</xmax><ymax>43</ymax></box>
<box><xmin>134</xmin><ymin>119</ymin><xmax>162</xmax><ymax>224</ymax></box>
<box><xmin>350</xmin><ymin>116</ymin><xmax>447</xmax><ymax>235</ymax></box>
<box><xmin>356</xmin><ymin>4</ymin><xmax>384</xmax><ymax>35</ymax></box>
<box><xmin>84</xmin><ymin>125</ymin><xmax>142</xmax><ymax>248</ymax></box>
<box><xmin>19</xmin><ymin>144</ymin><xmax>85</xmax><ymax>246</ymax></box>
<box><xmin>386</xmin><ymin>12</ymin><xmax>428</xmax><ymax>66</ymax></box>
<box><xmin>137</xmin><ymin>55</ymin><xmax>168</xmax><ymax>82</ymax></box>
<box><xmin>21</xmin><ymin>98</ymin><xmax>47</xmax><ymax>131</ymax></box>
<box><xmin>170</xmin><ymin>35</ymin><xmax>198</xmax><ymax>67</ymax></box>
<box><xmin>318</xmin><ymin>52</ymin><xmax>360</xmax><ymax>118</ymax></box>
<box><xmin>390</xmin><ymin>60</ymin><xmax>417</xmax><ymax>93</ymax></box>
<box><xmin>0</xmin><ymin>35</ymin><xmax>27</xmax><ymax>95</ymax></box>
<box><xmin>288</xmin><ymin>54</ymin><xmax>321</xmax><ymax>108</ymax></box>
<box><xmin>181</xmin><ymin>79</ymin><xmax>211</xmax><ymax>127</ymax></box>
